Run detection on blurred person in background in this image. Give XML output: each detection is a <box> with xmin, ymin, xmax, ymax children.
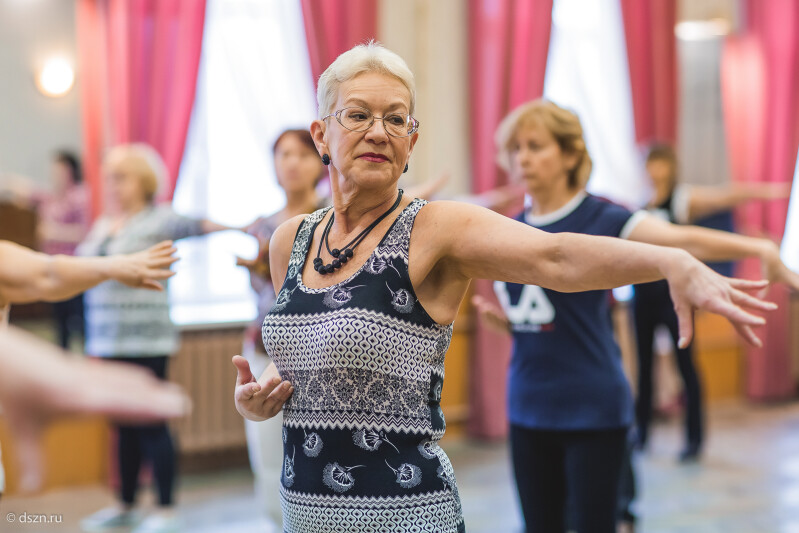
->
<box><xmin>40</xmin><ymin>151</ymin><xmax>90</xmax><ymax>349</ymax></box>
<box><xmin>0</xmin><ymin>150</ymin><xmax>90</xmax><ymax>348</ymax></box>
<box><xmin>78</xmin><ymin>144</ymin><xmax>242</xmax><ymax>533</ymax></box>
<box><xmin>473</xmin><ymin>99</ymin><xmax>797</xmax><ymax>533</ymax></box>
<box><xmin>635</xmin><ymin>144</ymin><xmax>792</xmax><ymax>461</ymax></box>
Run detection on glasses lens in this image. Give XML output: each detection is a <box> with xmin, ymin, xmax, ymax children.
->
<box><xmin>339</xmin><ymin>108</ymin><xmax>373</xmax><ymax>131</ymax></box>
<box><xmin>384</xmin><ymin>114</ymin><xmax>414</xmax><ymax>137</ymax></box>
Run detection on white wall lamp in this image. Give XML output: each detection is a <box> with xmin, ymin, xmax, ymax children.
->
<box><xmin>35</xmin><ymin>57</ymin><xmax>74</xmax><ymax>97</ymax></box>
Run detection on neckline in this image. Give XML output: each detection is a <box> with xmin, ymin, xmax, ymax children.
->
<box><xmin>524</xmin><ymin>191</ymin><xmax>588</xmax><ymax>227</ymax></box>
<box><xmin>296</xmin><ymin>198</ymin><xmax>420</xmax><ymax>293</ymax></box>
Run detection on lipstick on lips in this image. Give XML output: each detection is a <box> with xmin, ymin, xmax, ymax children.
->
<box><xmin>359</xmin><ymin>152</ymin><xmax>390</xmax><ymax>163</ymax></box>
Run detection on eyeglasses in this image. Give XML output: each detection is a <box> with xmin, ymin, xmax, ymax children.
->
<box><xmin>322</xmin><ymin>107</ymin><xmax>420</xmax><ymax>137</ymax></box>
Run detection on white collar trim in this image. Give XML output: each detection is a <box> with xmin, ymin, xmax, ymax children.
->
<box><xmin>525</xmin><ymin>191</ymin><xmax>588</xmax><ymax>226</ymax></box>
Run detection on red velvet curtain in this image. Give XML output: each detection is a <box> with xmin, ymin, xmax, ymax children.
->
<box><xmin>619</xmin><ymin>0</ymin><xmax>678</xmax><ymax>145</ymax></box>
<box><xmin>299</xmin><ymin>0</ymin><xmax>378</xmax><ymax>87</ymax></box>
<box><xmin>77</xmin><ymin>0</ymin><xmax>207</xmax><ymax>215</ymax></box>
<box><xmin>468</xmin><ymin>0</ymin><xmax>553</xmax><ymax>439</ymax></box>
<box><xmin>721</xmin><ymin>0</ymin><xmax>799</xmax><ymax>399</ymax></box>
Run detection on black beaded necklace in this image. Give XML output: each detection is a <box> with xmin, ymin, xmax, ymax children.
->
<box><xmin>314</xmin><ymin>189</ymin><xmax>404</xmax><ymax>275</ymax></box>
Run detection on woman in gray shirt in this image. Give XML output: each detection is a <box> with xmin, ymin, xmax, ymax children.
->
<box><xmin>79</xmin><ymin>144</ymin><xmax>238</xmax><ymax>533</ymax></box>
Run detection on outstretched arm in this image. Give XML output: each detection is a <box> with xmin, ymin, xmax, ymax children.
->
<box><xmin>0</xmin><ymin>240</ymin><xmax>178</xmax><ymax>305</ymax></box>
<box><xmin>428</xmin><ymin>202</ymin><xmax>772</xmax><ymax>347</ymax></box>
<box><xmin>0</xmin><ymin>326</ymin><xmax>190</xmax><ymax>491</ymax></box>
<box><xmin>628</xmin><ymin>215</ymin><xmax>799</xmax><ymax>291</ymax></box>
<box><xmin>687</xmin><ymin>182</ymin><xmax>791</xmax><ymax>222</ymax></box>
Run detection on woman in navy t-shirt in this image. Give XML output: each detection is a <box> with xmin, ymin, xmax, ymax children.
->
<box><xmin>475</xmin><ymin>100</ymin><xmax>799</xmax><ymax>533</ymax></box>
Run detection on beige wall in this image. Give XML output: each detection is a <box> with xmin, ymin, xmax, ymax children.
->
<box><xmin>379</xmin><ymin>0</ymin><xmax>471</xmax><ymax>196</ymax></box>
<box><xmin>0</xmin><ymin>0</ymin><xmax>82</xmax><ymax>188</ymax></box>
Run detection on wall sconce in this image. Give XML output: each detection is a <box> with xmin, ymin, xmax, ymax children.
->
<box><xmin>36</xmin><ymin>57</ymin><xmax>74</xmax><ymax>97</ymax></box>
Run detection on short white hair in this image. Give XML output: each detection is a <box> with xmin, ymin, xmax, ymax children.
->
<box><xmin>316</xmin><ymin>41</ymin><xmax>416</xmax><ymax>119</ymax></box>
<box><xmin>105</xmin><ymin>143</ymin><xmax>167</xmax><ymax>203</ymax></box>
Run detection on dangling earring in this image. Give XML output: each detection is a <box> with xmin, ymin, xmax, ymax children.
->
<box><xmin>322</xmin><ymin>154</ymin><xmax>331</xmax><ymax>165</ymax></box>
<box><xmin>403</xmin><ymin>163</ymin><xmax>409</xmax><ymax>173</ymax></box>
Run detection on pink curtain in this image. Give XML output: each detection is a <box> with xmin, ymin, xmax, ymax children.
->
<box><xmin>299</xmin><ymin>0</ymin><xmax>377</xmax><ymax>87</ymax></box>
<box><xmin>619</xmin><ymin>0</ymin><xmax>678</xmax><ymax>145</ymax></box>
<box><xmin>468</xmin><ymin>0</ymin><xmax>553</xmax><ymax>439</ymax></box>
<box><xmin>77</xmin><ymin>0</ymin><xmax>207</xmax><ymax>215</ymax></box>
<box><xmin>721</xmin><ymin>0</ymin><xmax>799</xmax><ymax>399</ymax></box>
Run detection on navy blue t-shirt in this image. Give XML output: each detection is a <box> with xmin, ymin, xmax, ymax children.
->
<box><xmin>495</xmin><ymin>193</ymin><xmax>641</xmax><ymax>430</ymax></box>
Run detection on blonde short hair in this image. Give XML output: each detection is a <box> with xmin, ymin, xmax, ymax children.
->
<box><xmin>495</xmin><ymin>99</ymin><xmax>593</xmax><ymax>189</ymax></box>
<box><xmin>104</xmin><ymin>143</ymin><xmax>167</xmax><ymax>203</ymax></box>
<box><xmin>316</xmin><ymin>41</ymin><xmax>416</xmax><ymax>118</ymax></box>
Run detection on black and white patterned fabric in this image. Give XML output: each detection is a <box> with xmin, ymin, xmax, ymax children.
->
<box><xmin>263</xmin><ymin>198</ymin><xmax>465</xmax><ymax>533</ymax></box>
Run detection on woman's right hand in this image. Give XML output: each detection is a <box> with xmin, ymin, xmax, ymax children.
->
<box><xmin>662</xmin><ymin>249</ymin><xmax>775</xmax><ymax>348</ymax></box>
<box><xmin>232</xmin><ymin>356</ymin><xmax>294</xmax><ymax>421</ymax></box>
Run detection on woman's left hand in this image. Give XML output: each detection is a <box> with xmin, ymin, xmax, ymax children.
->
<box><xmin>108</xmin><ymin>240</ymin><xmax>179</xmax><ymax>290</ymax></box>
<box><xmin>663</xmin><ymin>250</ymin><xmax>775</xmax><ymax>348</ymax></box>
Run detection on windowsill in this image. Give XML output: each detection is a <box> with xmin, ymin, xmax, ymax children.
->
<box><xmin>171</xmin><ymin>301</ymin><xmax>255</xmax><ymax>331</ymax></box>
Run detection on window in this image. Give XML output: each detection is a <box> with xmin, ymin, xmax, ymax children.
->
<box><xmin>543</xmin><ymin>0</ymin><xmax>648</xmax><ymax>209</ymax></box>
<box><xmin>170</xmin><ymin>0</ymin><xmax>316</xmax><ymax>326</ymax></box>
<box><xmin>781</xmin><ymin>147</ymin><xmax>799</xmax><ymax>272</ymax></box>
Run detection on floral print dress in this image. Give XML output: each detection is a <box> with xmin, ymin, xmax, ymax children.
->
<box><xmin>262</xmin><ymin>198</ymin><xmax>465</xmax><ymax>533</ymax></box>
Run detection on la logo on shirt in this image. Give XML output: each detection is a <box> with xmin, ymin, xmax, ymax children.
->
<box><xmin>493</xmin><ymin>281</ymin><xmax>555</xmax><ymax>332</ymax></box>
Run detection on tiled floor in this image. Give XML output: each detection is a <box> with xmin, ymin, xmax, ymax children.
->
<box><xmin>2</xmin><ymin>401</ymin><xmax>799</xmax><ymax>532</ymax></box>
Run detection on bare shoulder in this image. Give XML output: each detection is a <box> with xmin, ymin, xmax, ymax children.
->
<box><xmin>271</xmin><ymin>214</ymin><xmax>307</xmax><ymax>252</ymax></box>
<box><xmin>414</xmin><ymin>200</ymin><xmax>491</xmax><ymax>230</ymax></box>
<box><xmin>414</xmin><ymin>200</ymin><xmax>508</xmax><ymax>244</ymax></box>
<box><xmin>268</xmin><ymin>214</ymin><xmax>309</xmax><ymax>290</ymax></box>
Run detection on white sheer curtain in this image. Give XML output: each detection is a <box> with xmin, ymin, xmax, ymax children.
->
<box><xmin>780</xmin><ymin>148</ymin><xmax>799</xmax><ymax>272</ymax></box>
<box><xmin>170</xmin><ymin>0</ymin><xmax>316</xmax><ymax>326</ymax></box>
<box><xmin>543</xmin><ymin>0</ymin><xmax>648</xmax><ymax>209</ymax></box>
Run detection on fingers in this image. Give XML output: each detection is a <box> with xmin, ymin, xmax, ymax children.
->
<box><xmin>232</xmin><ymin>355</ymin><xmax>255</xmax><ymax>386</ymax></box>
<box><xmin>145</xmin><ymin>268</ymin><xmax>178</xmax><ymax>280</ymax></box>
<box><xmin>235</xmin><ymin>375</ymin><xmax>294</xmax><ymax>420</ymax></box>
<box><xmin>729</xmin><ymin>287</ymin><xmax>777</xmax><ymax>313</ymax></box>
<box><xmin>235</xmin><ymin>381</ymin><xmax>263</xmax><ymax>402</ymax></box>
<box><xmin>72</xmin><ymin>361</ymin><xmax>192</xmax><ymax>421</ymax></box>
<box><xmin>726</xmin><ymin>278</ymin><xmax>769</xmax><ymax>290</ymax></box>
<box><xmin>674</xmin><ymin>305</ymin><xmax>694</xmax><ymax>349</ymax></box>
<box><xmin>4</xmin><ymin>415</ymin><xmax>45</xmax><ymax>493</ymax></box>
<box><xmin>711</xmin><ymin>298</ymin><xmax>767</xmax><ymax>327</ymax></box>
<box><xmin>16</xmin><ymin>432</ymin><xmax>45</xmax><ymax>493</ymax></box>
<box><xmin>263</xmin><ymin>380</ymin><xmax>295</xmax><ymax>417</ymax></box>
<box><xmin>150</xmin><ymin>240</ymin><xmax>175</xmax><ymax>251</ymax></box>
<box><xmin>140</xmin><ymin>279</ymin><xmax>165</xmax><ymax>291</ymax></box>
<box><xmin>733</xmin><ymin>322</ymin><xmax>763</xmax><ymax>348</ymax></box>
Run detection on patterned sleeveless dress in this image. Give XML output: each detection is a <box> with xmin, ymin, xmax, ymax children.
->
<box><xmin>262</xmin><ymin>198</ymin><xmax>465</xmax><ymax>533</ymax></box>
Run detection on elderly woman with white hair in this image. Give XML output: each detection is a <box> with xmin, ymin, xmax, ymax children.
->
<box><xmin>233</xmin><ymin>43</ymin><xmax>773</xmax><ymax>533</ymax></box>
<box><xmin>78</xmin><ymin>144</ymin><xmax>238</xmax><ymax>533</ymax></box>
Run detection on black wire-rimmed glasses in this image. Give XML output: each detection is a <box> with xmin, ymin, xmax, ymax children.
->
<box><xmin>322</xmin><ymin>107</ymin><xmax>420</xmax><ymax>137</ymax></box>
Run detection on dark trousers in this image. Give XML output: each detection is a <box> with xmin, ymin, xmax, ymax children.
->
<box><xmin>510</xmin><ymin>425</ymin><xmax>627</xmax><ymax>533</ymax></box>
<box><xmin>616</xmin><ymin>428</ymin><xmax>638</xmax><ymax>524</ymax></box>
<box><xmin>113</xmin><ymin>356</ymin><xmax>176</xmax><ymax>507</ymax></box>
<box><xmin>52</xmin><ymin>293</ymin><xmax>84</xmax><ymax>349</ymax></box>
<box><xmin>633</xmin><ymin>284</ymin><xmax>703</xmax><ymax>450</ymax></box>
